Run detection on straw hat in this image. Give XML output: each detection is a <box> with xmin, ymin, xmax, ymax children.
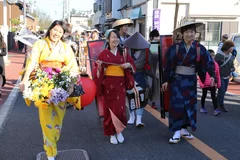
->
<box><xmin>123</xmin><ymin>32</ymin><xmax>150</xmax><ymax>49</ymax></box>
<box><xmin>173</xmin><ymin>22</ymin><xmax>203</xmax><ymax>33</ymax></box>
<box><xmin>112</xmin><ymin>19</ymin><xmax>134</xmax><ymax>29</ymax></box>
<box><xmin>91</xmin><ymin>29</ymin><xmax>100</xmax><ymax>33</ymax></box>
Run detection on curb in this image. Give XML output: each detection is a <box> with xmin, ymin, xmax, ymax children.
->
<box><xmin>0</xmin><ymin>78</ymin><xmax>21</xmax><ymax>134</ymax></box>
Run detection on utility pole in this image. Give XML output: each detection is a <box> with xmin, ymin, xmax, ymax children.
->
<box><xmin>173</xmin><ymin>0</ymin><xmax>179</xmax><ymax>29</ymax></box>
<box><xmin>67</xmin><ymin>0</ymin><xmax>70</xmax><ymax>23</ymax></box>
<box><xmin>153</xmin><ymin>0</ymin><xmax>158</xmax><ymax>9</ymax></box>
<box><xmin>23</xmin><ymin>0</ymin><xmax>27</xmax><ymax>25</ymax></box>
<box><xmin>63</xmin><ymin>0</ymin><xmax>67</xmax><ymax>20</ymax></box>
<box><xmin>101</xmin><ymin>0</ymin><xmax>105</xmax><ymax>33</ymax></box>
<box><xmin>2</xmin><ymin>0</ymin><xmax>9</xmax><ymax>62</ymax></box>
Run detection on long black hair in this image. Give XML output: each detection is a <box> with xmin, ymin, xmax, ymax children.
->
<box><xmin>105</xmin><ymin>29</ymin><xmax>123</xmax><ymax>55</ymax></box>
<box><xmin>45</xmin><ymin>20</ymin><xmax>67</xmax><ymax>41</ymax></box>
<box><xmin>0</xmin><ymin>32</ymin><xmax>3</xmax><ymax>47</ymax></box>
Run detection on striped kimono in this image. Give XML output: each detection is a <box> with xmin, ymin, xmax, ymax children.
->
<box><xmin>163</xmin><ymin>41</ymin><xmax>215</xmax><ymax>132</ymax></box>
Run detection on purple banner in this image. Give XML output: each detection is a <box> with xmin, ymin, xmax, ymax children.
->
<box><xmin>153</xmin><ymin>9</ymin><xmax>161</xmax><ymax>31</ymax></box>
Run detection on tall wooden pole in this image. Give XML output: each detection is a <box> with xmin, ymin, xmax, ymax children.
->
<box><xmin>173</xmin><ymin>0</ymin><xmax>179</xmax><ymax>29</ymax></box>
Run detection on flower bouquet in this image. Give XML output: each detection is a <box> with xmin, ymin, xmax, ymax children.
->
<box><xmin>23</xmin><ymin>67</ymin><xmax>82</xmax><ymax>108</ymax></box>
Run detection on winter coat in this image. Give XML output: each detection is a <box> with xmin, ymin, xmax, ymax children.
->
<box><xmin>199</xmin><ymin>61</ymin><xmax>221</xmax><ymax>88</ymax></box>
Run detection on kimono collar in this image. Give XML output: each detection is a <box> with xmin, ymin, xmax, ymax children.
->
<box><xmin>183</xmin><ymin>41</ymin><xmax>193</xmax><ymax>53</ymax></box>
<box><xmin>44</xmin><ymin>37</ymin><xmax>63</xmax><ymax>51</ymax></box>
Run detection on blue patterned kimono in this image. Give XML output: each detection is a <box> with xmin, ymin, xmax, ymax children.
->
<box><xmin>163</xmin><ymin>41</ymin><xmax>215</xmax><ymax>132</ymax></box>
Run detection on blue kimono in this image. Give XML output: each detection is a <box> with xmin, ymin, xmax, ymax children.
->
<box><xmin>163</xmin><ymin>41</ymin><xmax>215</xmax><ymax>132</ymax></box>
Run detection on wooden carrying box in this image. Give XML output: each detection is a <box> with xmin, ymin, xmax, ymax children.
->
<box><xmin>126</xmin><ymin>85</ymin><xmax>147</xmax><ymax>111</ymax></box>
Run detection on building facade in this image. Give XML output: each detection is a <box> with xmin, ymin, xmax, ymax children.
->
<box><xmin>91</xmin><ymin>0</ymin><xmax>240</xmax><ymax>46</ymax></box>
<box><xmin>0</xmin><ymin>1</ymin><xmax>38</xmax><ymax>32</ymax></box>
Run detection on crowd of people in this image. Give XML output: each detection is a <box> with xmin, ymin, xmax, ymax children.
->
<box><xmin>0</xmin><ymin>18</ymin><xmax>236</xmax><ymax>159</ymax></box>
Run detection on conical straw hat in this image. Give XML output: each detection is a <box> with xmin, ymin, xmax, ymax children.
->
<box><xmin>173</xmin><ymin>22</ymin><xmax>203</xmax><ymax>33</ymax></box>
<box><xmin>123</xmin><ymin>32</ymin><xmax>150</xmax><ymax>49</ymax></box>
<box><xmin>112</xmin><ymin>19</ymin><xmax>134</xmax><ymax>29</ymax></box>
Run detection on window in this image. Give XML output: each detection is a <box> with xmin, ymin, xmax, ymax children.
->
<box><xmin>139</xmin><ymin>23</ymin><xmax>145</xmax><ymax>37</ymax></box>
<box><xmin>121</xmin><ymin>0</ymin><xmax>132</xmax><ymax>8</ymax></box>
<box><xmin>93</xmin><ymin>3</ymin><xmax>97</xmax><ymax>13</ymax></box>
<box><xmin>206</xmin><ymin>22</ymin><xmax>221</xmax><ymax>44</ymax></box>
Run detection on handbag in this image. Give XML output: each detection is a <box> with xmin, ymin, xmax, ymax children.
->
<box><xmin>123</xmin><ymin>49</ymin><xmax>135</xmax><ymax>90</ymax></box>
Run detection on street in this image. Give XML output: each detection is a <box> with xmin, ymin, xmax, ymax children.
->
<box><xmin>0</xmin><ymin>87</ymin><xmax>240</xmax><ymax>160</ymax></box>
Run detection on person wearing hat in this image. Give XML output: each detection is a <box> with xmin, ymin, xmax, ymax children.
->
<box><xmin>161</xmin><ymin>22</ymin><xmax>216</xmax><ymax>144</ymax></box>
<box><xmin>93</xmin><ymin>29</ymin><xmax>136</xmax><ymax>144</ymax></box>
<box><xmin>123</xmin><ymin>32</ymin><xmax>152</xmax><ymax>127</ymax></box>
<box><xmin>215</xmin><ymin>40</ymin><xmax>235</xmax><ymax>112</ymax></box>
<box><xmin>90</xmin><ymin>29</ymin><xmax>100</xmax><ymax>41</ymax></box>
<box><xmin>112</xmin><ymin>19</ymin><xmax>133</xmax><ymax>47</ymax></box>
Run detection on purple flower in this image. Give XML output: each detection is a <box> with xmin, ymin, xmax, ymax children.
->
<box><xmin>49</xmin><ymin>88</ymin><xmax>69</xmax><ymax>105</ymax></box>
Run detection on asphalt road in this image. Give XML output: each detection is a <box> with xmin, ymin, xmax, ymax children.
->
<box><xmin>0</xmin><ymin>89</ymin><xmax>240</xmax><ymax>160</ymax></box>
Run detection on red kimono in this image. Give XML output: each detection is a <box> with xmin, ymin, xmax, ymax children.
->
<box><xmin>93</xmin><ymin>49</ymin><xmax>135</xmax><ymax>136</ymax></box>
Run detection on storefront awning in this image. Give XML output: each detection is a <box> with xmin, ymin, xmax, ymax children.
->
<box><xmin>130</xmin><ymin>7</ymin><xmax>143</xmax><ymax>20</ymax></box>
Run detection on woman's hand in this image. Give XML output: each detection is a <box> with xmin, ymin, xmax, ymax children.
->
<box><xmin>19</xmin><ymin>81</ymin><xmax>25</xmax><ymax>92</ymax></box>
<box><xmin>1</xmin><ymin>42</ymin><xmax>6</xmax><ymax>48</ymax></box>
<box><xmin>121</xmin><ymin>63</ymin><xmax>131</xmax><ymax>69</ymax></box>
<box><xmin>68</xmin><ymin>83</ymin><xmax>74</xmax><ymax>95</ymax></box>
<box><xmin>210</xmin><ymin>77</ymin><xmax>215</xmax><ymax>86</ymax></box>
<box><xmin>96</xmin><ymin>60</ymin><xmax>102</xmax><ymax>67</ymax></box>
<box><xmin>161</xmin><ymin>82</ymin><xmax>168</xmax><ymax>92</ymax></box>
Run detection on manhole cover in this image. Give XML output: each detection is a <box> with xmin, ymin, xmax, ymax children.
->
<box><xmin>36</xmin><ymin>149</ymin><xmax>89</xmax><ymax>160</ymax></box>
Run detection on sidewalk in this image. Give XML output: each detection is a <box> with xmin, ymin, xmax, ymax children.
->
<box><xmin>227</xmin><ymin>81</ymin><xmax>240</xmax><ymax>95</ymax></box>
<box><xmin>0</xmin><ymin>50</ymin><xmax>25</xmax><ymax>107</ymax></box>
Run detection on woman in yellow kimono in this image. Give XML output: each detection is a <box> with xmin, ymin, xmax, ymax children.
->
<box><xmin>19</xmin><ymin>20</ymin><xmax>79</xmax><ymax>160</ymax></box>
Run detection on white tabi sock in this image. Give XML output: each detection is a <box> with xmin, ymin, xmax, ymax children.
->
<box><xmin>110</xmin><ymin>135</ymin><xmax>118</xmax><ymax>144</ymax></box>
<box><xmin>173</xmin><ymin>130</ymin><xmax>181</xmax><ymax>139</ymax></box>
<box><xmin>47</xmin><ymin>157</ymin><xmax>55</xmax><ymax>160</ymax></box>
<box><xmin>136</xmin><ymin>115</ymin><xmax>143</xmax><ymax>125</ymax></box>
<box><xmin>181</xmin><ymin>128</ymin><xmax>189</xmax><ymax>135</ymax></box>
<box><xmin>116</xmin><ymin>132</ymin><xmax>124</xmax><ymax>143</ymax></box>
<box><xmin>127</xmin><ymin>111</ymin><xmax>135</xmax><ymax>124</ymax></box>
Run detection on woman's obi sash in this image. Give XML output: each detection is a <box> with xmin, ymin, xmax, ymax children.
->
<box><xmin>105</xmin><ymin>65</ymin><xmax>124</xmax><ymax>76</ymax></box>
<box><xmin>40</xmin><ymin>60</ymin><xmax>64</xmax><ymax>69</ymax></box>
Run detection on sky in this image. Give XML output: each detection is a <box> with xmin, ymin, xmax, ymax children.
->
<box><xmin>34</xmin><ymin>0</ymin><xmax>94</xmax><ymax>20</ymax></box>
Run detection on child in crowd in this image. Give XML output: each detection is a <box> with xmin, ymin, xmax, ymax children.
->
<box><xmin>199</xmin><ymin>49</ymin><xmax>221</xmax><ymax>116</ymax></box>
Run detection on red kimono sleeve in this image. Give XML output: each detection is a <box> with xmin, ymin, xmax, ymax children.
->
<box><xmin>93</xmin><ymin>50</ymin><xmax>108</xmax><ymax>96</ymax></box>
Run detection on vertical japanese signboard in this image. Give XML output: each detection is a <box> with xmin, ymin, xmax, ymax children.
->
<box><xmin>153</xmin><ymin>9</ymin><xmax>161</xmax><ymax>31</ymax></box>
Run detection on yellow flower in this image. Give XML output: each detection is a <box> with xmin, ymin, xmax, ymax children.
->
<box><xmin>41</xmin><ymin>85</ymin><xmax>50</xmax><ymax>97</ymax></box>
<box><xmin>34</xmin><ymin>100</ymin><xmax>49</xmax><ymax>109</ymax></box>
<box><xmin>34</xmin><ymin>100</ymin><xmax>42</xmax><ymax>108</ymax></box>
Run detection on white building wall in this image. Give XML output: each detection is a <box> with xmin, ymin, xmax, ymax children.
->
<box><xmin>132</xmin><ymin>0</ymin><xmax>146</xmax><ymax>5</ymax></box>
<box><xmin>188</xmin><ymin>0</ymin><xmax>240</xmax><ymax>16</ymax></box>
<box><xmin>158</xmin><ymin>0</ymin><xmax>240</xmax><ymax>34</ymax></box>
<box><xmin>71</xmin><ymin>17</ymin><xmax>88</xmax><ymax>26</ymax></box>
<box><xmin>112</xmin><ymin>0</ymin><xmax>122</xmax><ymax>19</ymax></box>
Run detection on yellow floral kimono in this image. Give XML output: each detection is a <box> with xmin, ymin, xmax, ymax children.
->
<box><xmin>22</xmin><ymin>37</ymin><xmax>80</xmax><ymax>157</ymax></box>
